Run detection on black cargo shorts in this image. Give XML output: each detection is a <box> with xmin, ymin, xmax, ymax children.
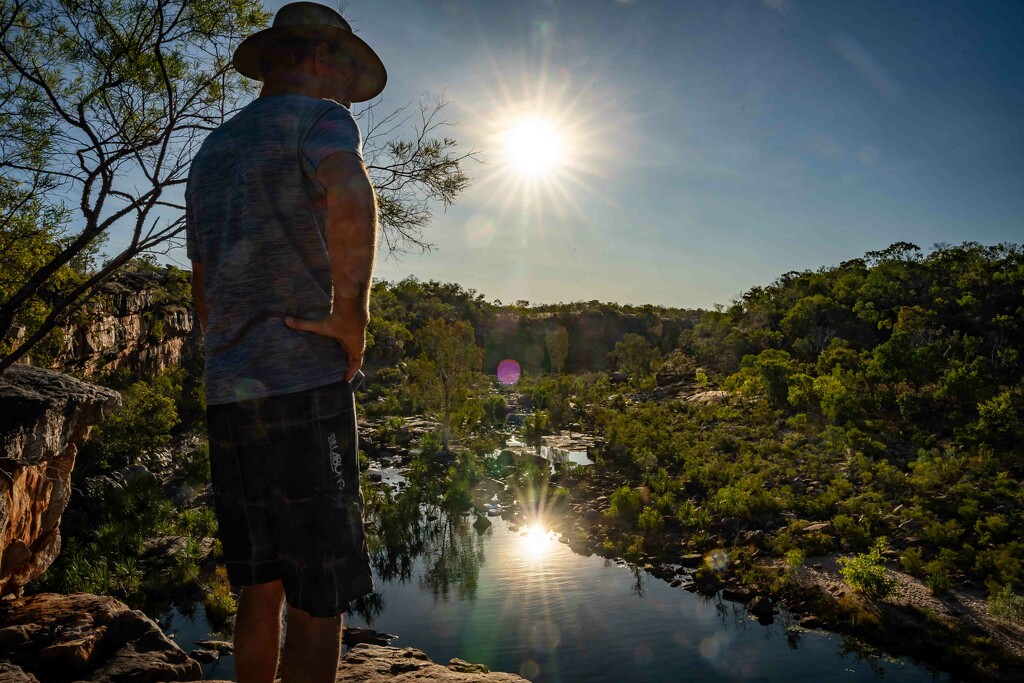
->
<box><xmin>206</xmin><ymin>373</ymin><xmax>373</xmax><ymax>618</ymax></box>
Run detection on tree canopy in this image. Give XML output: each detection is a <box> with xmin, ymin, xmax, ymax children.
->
<box><xmin>0</xmin><ymin>0</ymin><xmax>477</xmax><ymax>371</ymax></box>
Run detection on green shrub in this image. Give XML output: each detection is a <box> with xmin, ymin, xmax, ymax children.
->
<box><xmin>416</xmin><ymin>431</ymin><xmax>443</xmax><ymax>457</ymax></box>
<box><xmin>202</xmin><ymin>565</ymin><xmax>238</xmax><ymax>629</ymax></box>
<box><xmin>181</xmin><ymin>440</ymin><xmax>211</xmax><ymax>486</ymax></box>
<box><xmin>605</xmin><ymin>486</ymin><xmax>644</xmax><ymax>526</ymax></box>
<box><xmin>900</xmin><ymin>547</ymin><xmax>925</xmax><ymax>577</ymax></box>
<box><xmin>637</xmin><ymin>506</ymin><xmax>663</xmax><ymax>534</ymax></box>
<box><xmin>838</xmin><ymin>537</ymin><xmax>897</xmax><ymax>599</ymax></box>
<box><xmin>988</xmin><ymin>584</ymin><xmax>1024</xmax><ymax>623</ymax></box>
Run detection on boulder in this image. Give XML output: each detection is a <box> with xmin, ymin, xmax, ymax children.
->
<box><xmin>0</xmin><ymin>592</ymin><xmax>201</xmax><ymax>682</ymax></box>
<box><xmin>343</xmin><ymin>626</ymin><xmax>397</xmax><ymax>647</ymax></box>
<box><xmin>334</xmin><ymin>644</ymin><xmax>525</xmax><ymax>681</ymax></box>
<box><xmin>0</xmin><ymin>365</ymin><xmax>121</xmax><ymax>597</ymax></box>
<box><xmin>747</xmin><ymin>595</ymin><xmax>776</xmax><ymax>621</ymax></box>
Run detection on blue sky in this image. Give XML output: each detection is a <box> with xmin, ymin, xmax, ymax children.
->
<box><xmin>165</xmin><ymin>0</ymin><xmax>1024</xmax><ymax>308</ymax></box>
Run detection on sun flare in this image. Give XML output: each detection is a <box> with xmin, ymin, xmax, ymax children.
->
<box><xmin>521</xmin><ymin>524</ymin><xmax>556</xmax><ymax>556</ymax></box>
<box><xmin>501</xmin><ymin>117</ymin><xmax>565</xmax><ymax>177</ymax></box>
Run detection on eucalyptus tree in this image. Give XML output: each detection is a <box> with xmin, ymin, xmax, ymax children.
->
<box><xmin>0</xmin><ymin>0</ymin><xmax>475</xmax><ymax>372</ymax></box>
<box><xmin>545</xmin><ymin>325</ymin><xmax>569</xmax><ymax>374</ymax></box>
<box><xmin>407</xmin><ymin>318</ymin><xmax>484</xmax><ymax>453</ymax></box>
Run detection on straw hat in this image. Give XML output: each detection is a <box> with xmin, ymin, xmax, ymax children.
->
<box><xmin>232</xmin><ymin>2</ymin><xmax>387</xmax><ymax>102</ymax></box>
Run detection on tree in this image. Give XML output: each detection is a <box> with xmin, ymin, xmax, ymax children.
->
<box><xmin>545</xmin><ymin>325</ymin><xmax>569</xmax><ymax>374</ymax></box>
<box><xmin>406</xmin><ymin>318</ymin><xmax>483</xmax><ymax>452</ymax></box>
<box><xmin>608</xmin><ymin>333</ymin><xmax>661</xmax><ymax>379</ymax></box>
<box><xmin>0</xmin><ymin>0</ymin><xmax>477</xmax><ymax>372</ymax></box>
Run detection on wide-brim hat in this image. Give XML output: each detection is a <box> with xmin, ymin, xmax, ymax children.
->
<box><xmin>232</xmin><ymin>1</ymin><xmax>387</xmax><ymax>103</ymax></box>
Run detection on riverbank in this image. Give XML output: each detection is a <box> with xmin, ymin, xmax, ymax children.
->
<box><xmin>526</xmin><ymin>442</ymin><xmax>1024</xmax><ymax>683</ymax></box>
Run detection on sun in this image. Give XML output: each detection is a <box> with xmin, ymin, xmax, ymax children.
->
<box><xmin>501</xmin><ymin>117</ymin><xmax>565</xmax><ymax>178</ymax></box>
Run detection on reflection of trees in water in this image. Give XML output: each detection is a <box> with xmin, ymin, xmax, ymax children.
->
<box><xmin>353</xmin><ymin>472</ymin><xmax>488</xmax><ymax>620</ymax></box>
<box><xmin>348</xmin><ymin>590</ymin><xmax>385</xmax><ymax>624</ymax></box>
<box><xmin>418</xmin><ymin>513</ymin><xmax>486</xmax><ymax>601</ymax></box>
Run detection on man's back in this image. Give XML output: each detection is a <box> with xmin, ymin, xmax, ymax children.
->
<box><xmin>186</xmin><ymin>92</ymin><xmax>363</xmax><ymax>405</ymax></box>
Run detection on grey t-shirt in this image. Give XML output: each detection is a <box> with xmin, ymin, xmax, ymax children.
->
<box><xmin>185</xmin><ymin>92</ymin><xmax>362</xmax><ymax>405</ymax></box>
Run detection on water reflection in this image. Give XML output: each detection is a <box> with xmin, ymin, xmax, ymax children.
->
<box><xmin>519</xmin><ymin>524</ymin><xmax>558</xmax><ymax>558</ymax></box>
<box><xmin>538</xmin><ymin>445</ymin><xmax>592</xmax><ymax>469</ymax></box>
<box><xmin>346</xmin><ymin>458</ymin><xmax>950</xmax><ymax>682</ymax></box>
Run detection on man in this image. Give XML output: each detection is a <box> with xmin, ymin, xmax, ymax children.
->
<box><xmin>184</xmin><ymin>3</ymin><xmax>386</xmax><ymax>682</ymax></box>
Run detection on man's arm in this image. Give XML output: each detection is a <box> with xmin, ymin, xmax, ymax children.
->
<box><xmin>191</xmin><ymin>261</ymin><xmax>208</xmax><ymax>335</ymax></box>
<box><xmin>285</xmin><ymin>151</ymin><xmax>378</xmax><ymax>381</ymax></box>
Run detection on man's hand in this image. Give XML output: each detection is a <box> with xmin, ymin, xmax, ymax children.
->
<box><xmin>285</xmin><ymin>309</ymin><xmax>367</xmax><ymax>382</ymax></box>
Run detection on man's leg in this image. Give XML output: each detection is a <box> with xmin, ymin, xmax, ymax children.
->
<box><xmin>234</xmin><ymin>579</ymin><xmax>286</xmax><ymax>683</ymax></box>
<box><xmin>279</xmin><ymin>604</ymin><xmax>343</xmax><ymax>683</ymax></box>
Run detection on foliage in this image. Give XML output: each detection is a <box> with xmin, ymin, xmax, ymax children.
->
<box><xmin>609</xmin><ymin>333</ymin><xmax>661</xmax><ymax>379</ymax></box>
<box><xmin>0</xmin><ymin>0</ymin><xmax>478</xmax><ymax>370</ymax></box>
<box><xmin>838</xmin><ymin>538</ymin><xmax>897</xmax><ymax>600</ymax></box>
<box><xmin>0</xmin><ymin>0</ymin><xmax>270</xmax><ymax>370</ymax></box>
<box><xmin>201</xmin><ymin>565</ymin><xmax>237</xmax><ymax>629</ymax></box>
<box><xmin>545</xmin><ymin>326</ymin><xmax>569</xmax><ymax>374</ymax></box>
<box><xmin>78</xmin><ymin>366</ymin><xmax>202</xmax><ymax>473</ymax></box>
<box><xmin>406</xmin><ymin>317</ymin><xmax>484</xmax><ymax>451</ymax></box>
<box><xmin>29</xmin><ymin>472</ymin><xmax>176</xmax><ymax>597</ymax></box>
<box><xmin>988</xmin><ymin>584</ymin><xmax>1024</xmax><ymax>624</ymax></box>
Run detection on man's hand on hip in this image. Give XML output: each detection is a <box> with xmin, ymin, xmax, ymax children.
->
<box><xmin>284</xmin><ymin>310</ymin><xmax>368</xmax><ymax>382</ymax></box>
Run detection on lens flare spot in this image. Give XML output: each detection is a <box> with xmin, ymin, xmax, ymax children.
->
<box><xmin>519</xmin><ymin>659</ymin><xmax>540</xmax><ymax>679</ymax></box>
<box><xmin>233</xmin><ymin>378</ymin><xmax>266</xmax><ymax>402</ymax></box>
<box><xmin>705</xmin><ymin>548</ymin><xmax>729</xmax><ymax>571</ymax></box>
<box><xmin>529</xmin><ymin>620</ymin><xmax>561</xmax><ymax>651</ymax></box>
<box><xmin>497</xmin><ymin>358</ymin><xmax>522</xmax><ymax>385</ymax></box>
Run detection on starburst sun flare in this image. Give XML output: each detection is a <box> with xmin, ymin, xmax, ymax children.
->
<box><xmin>501</xmin><ymin>116</ymin><xmax>565</xmax><ymax>178</ymax></box>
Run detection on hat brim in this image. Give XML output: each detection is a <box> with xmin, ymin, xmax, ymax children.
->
<box><xmin>232</xmin><ymin>24</ymin><xmax>387</xmax><ymax>103</ymax></box>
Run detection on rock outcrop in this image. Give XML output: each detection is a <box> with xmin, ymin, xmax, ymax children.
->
<box><xmin>0</xmin><ymin>365</ymin><xmax>121</xmax><ymax>597</ymax></box>
<box><xmin>0</xmin><ymin>592</ymin><xmax>201</xmax><ymax>682</ymax></box>
<box><xmin>329</xmin><ymin>644</ymin><xmax>527</xmax><ymax>682</ymax></box>
<box><xmin>53</xmin><ymin>268</ymin><xmax>198</xmax><ymax>378</ymax></box>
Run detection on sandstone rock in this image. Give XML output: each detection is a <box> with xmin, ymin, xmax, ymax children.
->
<box><xmin>343</xmin><ymin>626</ymin><xmax>398</xmax><ymax>647</ymax></box>
<box><xmin>799</xmin><ymin>615</ymin><xmax>822</xmax><ymax>628</ymax></box>
<box><xmin>680</xmin><ymin>553</ymin><xmax>705</xmax><ymax>567</ymax></box>
<box><xmin>748</xmin><ymin>596</ymin><xmax>776</xmax><ymax>621</ymax></box>
<box><xmin>193</xmin><ymin>638</ymin><xmax>233</xmax><ymax>653</ymax></box>
<box><xmin>335</xmin><ymin>644</ymin><xmax>525</xmax><ymax>681</ymax></box>
<box><xmin>52</xmin><ymin>269</ymin><xmax>198</xmax><ymax>377</ymax></box>
<box><xmin>0</xmin><ymin>592</ymin><xmax>201</xmax><ymax>682</ymax></box>
<box><xmin>448</xmin><ymin>658</ymin><xmax>490</xmax><ymax>674</ymax></box>
<box><xmin>686</xmin><ymin>390</ymin><xmax>729</xmax><ymax>405</ymax></box>
<box><xmin>0</xmin><ymin>662</ymin><xmax>39</xmax><ymax>682</ymax></box>
<box><xmin>721</xmin><ymin>586</ymin><xmax>754</xmax><ymax>603</ymax></box>
<box><xmin>0</xmin><ymin>365</ymin><xmax>121</xmax><ymax>597</ymax></box>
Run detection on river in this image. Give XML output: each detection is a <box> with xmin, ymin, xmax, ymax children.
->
<box><xmin>152</xmin><ymin>452</ymin><xmax>951</xmax><ymax>682</ymax></box>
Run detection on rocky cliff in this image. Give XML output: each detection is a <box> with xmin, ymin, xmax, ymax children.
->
<box><xmin>51</xmin><ymin>268</ymin><xmax>198</xmax><ymax>379</ymax></box>
<box><xmin>0</xmin><ymin>365</ymin><xmax>121</xmax><ymax>598</ymax></box>
<box><xmin>0</xmin><ymin>592</ymin><xmax>202</xmax><ymax>682</ymax></box>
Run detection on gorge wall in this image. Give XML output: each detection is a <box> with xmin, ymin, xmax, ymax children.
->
<box><xmin>479</xmin><ymin>307</ymin><xmax>699</xmax><ymax>373</ymax></box>
<box><xmin>48</xmin><ymin>267</ymin><xmax>198</xmax><ymax>380</ymax></box>
<box><xmin>0</xmin><ymin>365</ymin><xmax>120</xmax><ymax>598</ymax></box>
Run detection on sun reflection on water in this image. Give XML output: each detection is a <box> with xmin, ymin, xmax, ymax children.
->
<box><xmin>519</xmin><ymin>523</ymin><xmax>557</xmax><ymax>558</ymax></box>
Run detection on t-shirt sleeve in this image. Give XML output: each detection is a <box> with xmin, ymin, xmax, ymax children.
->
<box><xmin>184</xmin><ymin>192</ymin><xmax>202</xmax><ymax>262</ymax></box>
<box><xmin>301</xmin><ymin>102</ymin><xmax>364</xmax><ymax>193</ymax></box>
